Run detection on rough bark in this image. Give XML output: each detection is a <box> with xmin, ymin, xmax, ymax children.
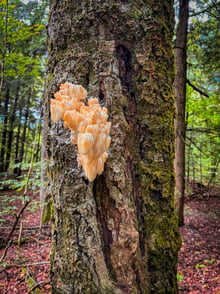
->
<box><xmin>174</xmin><ymin>0</ymin><xmax>189</xmax><ymax>226</ymax></box>
<box><xmin>45</xmin><ymin>1</ymin><xmax>181</xmax><ymax>293</ymax></box>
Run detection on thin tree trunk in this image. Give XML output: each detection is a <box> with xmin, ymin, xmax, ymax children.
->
<box><xmin>0</xmin><ymin>85</ymin><xmax>10</xmax><ymax>172</ymax></box>
<box><xmin>5</xmin><ymin>87</ymin><xmax>19</xmax><ymax>171</ymax></box>
<box><xmin>45</xmin><ymin>1</ymin><xmax>181</xmax><ymax>293</ymax></box>
<box><xmin>200</xmin><ymin>143</ymin><xmax>203</xmax><ymax>183</ymax></box>
<box><xmin>174</xmin><ymin>0</ymin><xmax>189</xmax><ymax>226</ymax></box>
<box><xmin>186</xmin><ymin>135</ymin><xmax>192</xmax><ymax>182</ymax></box>
<box><xmin>15</xmin><ymin>91</ymin><xmax>31</xmax><ymax>176</ymax></box>
<box><xmin>208</xmin><ymin>157</ymin><xmax>220</xmax><ymax>185</ymax></box>
<box><xmin>34</xmin><ymin>124</ymin><xmax>42</xmax><ymax>162</ymax></box>
<box><xmin>193</xmin><ymin>161</ymin><xmax>195</xmax><ymax>187</ymax></box>
<box><xmin>40</xmin><ymin>92</ymin><xmax>48</xmax><ymax>225</ymax></box>
<box><xmin>14</xmin><ymin>108</ymin><xmax>22</xmax><ymax>174</ymax></box>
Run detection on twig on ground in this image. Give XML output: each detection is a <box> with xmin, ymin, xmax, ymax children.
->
<box><xmin>0</xmin><ymin>240</ymin><xmax>12</xmax><ymax>264</ymax></box>
<box><xmin>0</xmin><ymin>225</ymin><xmax>50</xmax><ymax>231</ymax></box>
<box><xmin>5</xmin><ymin>200</ymin><xmax>30</xmax><ymax>243</ymax></box>
<box><xmin>27</xmin><ymin>281</ymin><xmax>50</xmax><ymax>294</ymax></box>
<box><xmin>0</xmin><ymin>261</ymin><xmax>50</xmax><ymax>274</ymax></box>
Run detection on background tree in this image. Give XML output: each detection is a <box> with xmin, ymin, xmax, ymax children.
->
<box><xmin>44</xmin><ymin>1</ymin><xmax>181</xmax><ymax>293</ymax></box>
<box><xmin>174</xmin><ymin>0</ymin><xmax>189</xmax><ymax>226</ymax></box>
<box><xmin>174</xmin><ymin>0</ymin><xmax>219</xmax><ymax>224</ymax></box>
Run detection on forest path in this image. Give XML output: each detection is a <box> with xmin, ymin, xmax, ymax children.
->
<box><xmin>0</xmin><ymin>191</ymin><xmax>219</xmax><ymax>293</ymax></box>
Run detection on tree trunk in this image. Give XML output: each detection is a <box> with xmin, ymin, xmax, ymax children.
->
<box><xmin>45</xmin><ymin>1</ymin><xmax>181</xmax><ymax>293</ymax></box>
<box><xmin>14</xmin><ymin>108</ymin><xmax>22</xmax><ymax>174</ymax></box>
<box><xmin>15</xmin><ymin>90</ymin><xmax>31</xmax><ymax>176</ymax></box>
<box><xmin>34</xmin><ymin>123</ymin><xmax>42</xmax><ymax>162</ymax></box>
<box><xmin>174</xmin><ymin>0</ymin><xmax>189</xmax><ymax>226</ymax></box>
<box><xmin>5</xmin><ymin>87</ymin><xmax>19</xmax><ymax>171</ymax></box>
<box><xmin>40</xmin><ymin>99</ymin><xmax>48</xmax><ymax>224</ymax></box>
<box><xmin>0</xmin><ymin>85</ymin><xmax>10</xmax><ymax>172</ymax></box>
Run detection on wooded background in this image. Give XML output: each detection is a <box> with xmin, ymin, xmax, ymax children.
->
<box><xmin>0</xmin><ymin>0</ymin><xmax>219</xmax><ymax>293</ymax></box>
<box><xmin>0</xmin><ymin>0</ymin><xmax>219</xmax><ymax>186</ymax></box>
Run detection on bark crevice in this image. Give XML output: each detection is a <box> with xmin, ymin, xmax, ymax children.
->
<box><xmin>93</xmin><ymin>177</ymin><xmax>116</xmax><ymax>281</ymax></box>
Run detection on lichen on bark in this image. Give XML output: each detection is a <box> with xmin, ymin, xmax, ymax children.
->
<box><xmin>45</xmin><ymin>1</ymin><xmax>181</xmax><ymax>293</ymax></box>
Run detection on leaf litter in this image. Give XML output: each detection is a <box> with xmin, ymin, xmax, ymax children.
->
<box><xmin>178</xmin><ymin>197</ymin><xmax>220</xmax><ymax>294</ymax></box>
<box><xmin>0</xmin><ymin>190</ymin><xmax>219</xmax><ymax>293</ymax></box>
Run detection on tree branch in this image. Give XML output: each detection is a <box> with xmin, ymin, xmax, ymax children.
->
<box><xmin>5</xmin><ymin>200</ymin><xmax>30</xmax><ymax>243</ymax></box>
<box><xmin>187</xmin><ymin>127</ymin><xmax>220</xmax><ymax>134</ymax></box>
<box><xmin>0</xmin><ymin>240</ymin><xmax>12</xmax><ymax>264</ymax></box>
<box><xmin>27</xmin><ymin>281</ymin><xmax>50</xmax><ymax>294</ymax></box>
<box><xmin>189</xmin><ymin>2</ymin><xmax>218</xmax><ymax>17</ymax></box>
<box><xmin>185</xmin><ymin>135</ymin><xmax>202</xmax><ymax>152</ymax></box>
<box><xmin>0</xmin><ymin>261</ymin><xmax>50</xmax><ymax>274</ymax></box>
<box><xmin>1</xmin><ymin>225</ymin><xmax>50</xmax><ymax>231</ymax></box>
<box><xmin>187</xmin><ymin>79</ymin><xmax>209</xmax><ymax>97</ymax></box>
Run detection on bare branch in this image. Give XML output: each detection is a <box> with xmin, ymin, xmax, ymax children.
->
<box><xmin>185</xmin><ymin>135</ymin><xmax>202</xmax><ymax>152</ymax></box>
<box><xmin>5</xmin><ymin>200</ymin><xmax>31</xmax><ymax>243</ymax></box>
<box><xmin>0</xmin><ymin>240</ymin><xmax>12</xmax><ymax>264</ymax></box>
<box><xmin>0</xmin><ymin>262</ymin><xmax>50</xmax><ymax>274</ymax></box>
<box><xmin>27</xmin><ymin>281</ymin><xmax>50</xmax><ymax>294</ymax></box>
<box><xmin>187</xmin><ymin>79</ymin><xmax>209</xmax><ymax>97</ymax></box>
<box><xmin>189</xmin><ymin>2</ymin><xmax>219</xmax><ymax>17</ymax></box>
<box><xmin>187</xmin><ymin>127</ymin><xmax>220</xmax><ymax>134</ymax></box>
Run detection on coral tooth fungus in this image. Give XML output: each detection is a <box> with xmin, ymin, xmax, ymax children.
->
<box><xmin>50</xmin><ymin>82</ymin><xmax>111</xmax><ymax>181</ymax></box>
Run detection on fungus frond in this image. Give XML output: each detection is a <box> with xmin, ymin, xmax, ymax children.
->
<box><xmin>50</xmin><ymin>82</ymin><xmax>111</xmax><ymax>181</ymax></box>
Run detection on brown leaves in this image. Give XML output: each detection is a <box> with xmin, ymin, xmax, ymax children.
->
<box><xmin>178</xmin><ymin>198</ymin><xmax>220</xmax><ymax>293</ymax></box>
<box><xmin>0</xmin><ymin>191</ymin><xmax>51</xmax><ymax>293</ymax></box>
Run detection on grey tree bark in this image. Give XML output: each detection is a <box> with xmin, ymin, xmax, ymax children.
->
<box><xmin>174</xmin><ymin>0</ymin><xmax>189</xmax><ymax>226</ymax></box>
<box><xmin>45</xmin><ymin>1</ymin><xmax>181</xmax><ymax>293</ymax></box>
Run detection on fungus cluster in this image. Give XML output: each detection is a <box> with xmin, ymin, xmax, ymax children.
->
<box><xmin>50</xmin><ymin>82</ymin><xmax>111</xmax><ymax>182</ymax></box>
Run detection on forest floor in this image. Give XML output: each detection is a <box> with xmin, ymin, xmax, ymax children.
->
<box><xmin>0</xmin><ymin>189</ymin><xmax>219</xmax><ymax>293</ymax></box>
<box><xmin>178</xmin><ymin>196</ymin><xmax>220</xmax><ymax>294</ymax></box>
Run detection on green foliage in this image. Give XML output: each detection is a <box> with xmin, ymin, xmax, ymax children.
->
<box><xmin>1</xmin><ymin>162</ymin><xmax>43</xmax><ymax>191</ymax></box>
<box><xmin>195</xmin><ymin>263</ymin><xmax>206</xmax><ymax>269</ymax></box>
<box><xmin>22</xmin><ymin>267</ymin><xmax>43</xmax><ymax>294</ymax></box>
<box><xmin>195</xmin><ymin>258</ymin><xmax>215</xmax><ymax>269</ymax></box>
<box><xmin>0</xmin><ymin>0</ymin><xmax>47</xmax><ymax>80</ymax></box>
<box><xmin>186</xmin><ymin>0</ymin><xmax>220</xmax><ymax>185</ymax></box>
<box><xmin>0</xmin><ymin>161</ymin><xmax>44</xmax><ymax>226</ymax></box>
<box><xmin>0</xmin><ymin>0</ymin><xmax>48</xmax><ymax>172</ymax></box>
<box><xmin>204</xmin><ymin>258</ymin><xmax>215</xmax><ymax>264</ymax></box>
<box><xmin>177</xmin><ymin>272</ymin><xmax>184</xmax><ymax>282</ymax></box>
<box><xmin>188</xmin><ymin>1</ymin><xmax>220</xmax><ymax>83</ymax></box>
<box><xmin>0</xmin><ymin>198</ymin><xmax>17</xmax><ymax>223</ymax></box>
<box><xmin>195</xmin><ymin>259</ymin><xmax>215</xmax><ymax>269</ymax></box>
